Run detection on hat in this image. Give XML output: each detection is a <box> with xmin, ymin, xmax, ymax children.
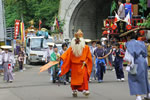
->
<box><xmin>53</xmin><ymin>45</ymin><xmax>57</xmax><ymax>48</ymax></box>
<box><xmin>47</xmin><ymin>42</ymin><xmax>54</xmax><ymax>46</ymax></box>
<box><xmin>28</xmin><ymin>29</ymin><xmax>35</xmax><ymax>32</ymax></box>
<box><xmin>74</xmin><ymin>29</ymin><xmax>83</xmax><ymax>38</ymax></box>
<box><xmin>84</xmin><ymin>39</ymin><xmax>91</xmax><ymax>43</ymax></box>
<box><xmin>41</xmin><ymin>28</ymin><xmax>47</xmax><ymax>32</ymax></box>
<box><xmin>1</xmin><ymin>45</ymin><xmax>12</xmax><ymax>49</ymax></box>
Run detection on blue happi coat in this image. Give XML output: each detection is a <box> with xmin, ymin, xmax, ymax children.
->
<box><xmin>126</xmin><ymin>39</ymin><xmax>150</xmax><ymax>95</ymax></box>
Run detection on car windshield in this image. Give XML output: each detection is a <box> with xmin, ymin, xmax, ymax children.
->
<box><xmin>31</xmin><ymin>38</ymin><xmax>42</xmax><ymax>49</ymax></box>
<box><xmin>43</xmin><ymin>38</ymin><xmax>53</xmax><ymax>48</ymax></box>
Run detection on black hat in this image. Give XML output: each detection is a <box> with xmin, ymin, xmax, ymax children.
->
<box><xmin>53</xmin><ymin>45</ymin><xmax>57</xmax><ymax>48</ymax></box>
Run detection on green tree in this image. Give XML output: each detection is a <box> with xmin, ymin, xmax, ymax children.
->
<box><xmin>139</xmin><ymin>0</ymin><xmax>147</xmax><ymax>17</ymax></box>
<box><xmin>110</xmin><ymin>0</ymin><xmax>117</xmax><ymax>16</ymax></box>
<box><xmin>138</xmin><ymin>13</ymin><xmax>150</xmax><ymax>28</ymax></box>
<box><xmin>4</xmin><ymin>0</ymin><xmax>60</xmax><ymax>29</ymax></box>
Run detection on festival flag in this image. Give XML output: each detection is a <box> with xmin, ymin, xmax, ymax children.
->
<box><xmin>114</xmin><ymin>13</ymin><xmax>120</xmax><ymax>23</ymax></box>
<box><xmin>51</xmin><ymin>17</ymin><xmax>56</xmax><ymax>31</ymax></box>
<box><xmin>124</xmin><ymin>12</ymin><xmax>131</xmax><ymax>25</ymax></box>
<box><xmin>39</xmin><ymin>20</ymin><xmax>42</xmax><ymax>30</ymax></box>
<box><xmin>39</xmin><ymin>61</ymin><xmax>59</xmax><ymax>73</ymax></box>
<box><xmin>52</xmin><ymin>16</ymin><xmax>63</xmax><ymax>34</ymax></box>
<box><xmin>20</xmin><ymin>22</ymin><xmax>25</xmax><ymax>42</ymax></box>
<box><xmin>14</xmin><ymin>20</ymin><xmax>20</xmax><ymax>39</ymax></box>
<box><xmin>56</xmin><ymin>17</ymin><xmax>60</xmax><ymax>30</ymax></box>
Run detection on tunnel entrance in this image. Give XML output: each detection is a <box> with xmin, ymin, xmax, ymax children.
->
<box><xmin>69</xmin><ymin>0</ymin><xmax>112</xmax><ymax>39</ymax></box>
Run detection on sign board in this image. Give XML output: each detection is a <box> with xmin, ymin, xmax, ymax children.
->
<box><xmin>14</xmin><ymin>20</ymin><xmax>20</xmax><ymax>39</ymax></box>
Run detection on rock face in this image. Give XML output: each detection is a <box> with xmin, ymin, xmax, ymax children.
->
<box><xmin>59</xmin><ymin>0</ymin><xmax>112</xmax><ymax>39</ymax></box>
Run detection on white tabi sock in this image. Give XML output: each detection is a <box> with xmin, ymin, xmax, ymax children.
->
<box><xmin>148</xmin><ymin>93</ymin><xmax>150</xmax><ymax>98</ymax></box>
<box><xmin>136</xmin><ymin>96</ymin><xmax>142</xmax><ymax>100</ymax></box>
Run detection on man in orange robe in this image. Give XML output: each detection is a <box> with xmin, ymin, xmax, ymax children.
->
<box><xmin>59</xmin><ymin>29</ymin><xmax>92</xmax><ymax>97</ymax></box>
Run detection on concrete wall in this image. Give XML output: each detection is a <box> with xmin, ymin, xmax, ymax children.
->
<box><xmin>59</xmin><ymin>0</ymin><xmax>111</xmax><ymax>40</ymax></box>
<box><xmin>59</xmin><ymin>0</ymin><xmax>81</xmax><ymax>40</ymax></box>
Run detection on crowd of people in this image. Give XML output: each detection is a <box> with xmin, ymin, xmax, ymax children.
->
<box><xmin>0</xmin><ymin>28</ymin><xmax>150</xmax><ymax>100</ymax></box>
<box><xmin>43</xmin><ymin>29</ymin><xmax>150</xmax><ymax>100</ymax></box>
<box><xmin>0</xmin><ymin>27</ymin><xmax>150</xmax><ymax>100</ymax></box>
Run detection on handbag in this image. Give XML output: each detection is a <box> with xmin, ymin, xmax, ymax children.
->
<box><xmin>129</xmin><ymin>64</ymin><xmax>137</xmax><ymax>75</ymax></box>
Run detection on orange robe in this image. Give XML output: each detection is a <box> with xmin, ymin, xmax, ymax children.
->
<box><xmin>60</xmin><ymin>45</ymin><xmax>92</xmax><ymax>91</ymax></box>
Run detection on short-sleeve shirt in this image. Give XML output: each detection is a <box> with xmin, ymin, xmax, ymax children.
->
<box><xmin>94</xmin><ymin>48</ymin><xmax>106</xmax><ymax>58</ymax></box>
<box><xmin>114</xmin><ymin>49</ymin><xmax>125</xmax><ymax>61</ymax></box>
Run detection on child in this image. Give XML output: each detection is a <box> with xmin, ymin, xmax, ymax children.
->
<box><xmin>113</xmin><ymin>43</ymin><xmax>125</xmax><ymax>82</ymax></box>
<box><xmin>94</xmin><ymin>41</ymin><xmax>107</xmax><ymax>83</ymax></box>
<box><xmin>18</xmin><ymin>47</ymin><xmax>25</xmax><ymax>72</ymax></box>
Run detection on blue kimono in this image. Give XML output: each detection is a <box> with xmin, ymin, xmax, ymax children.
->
<box><xmin>125</xmin><ymin>39</ymin><xmax>150</xmax><ymax>95</ymax></box>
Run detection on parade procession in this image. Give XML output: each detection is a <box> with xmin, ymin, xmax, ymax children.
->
<box><xmin>0</xmin><ymin>0</ymin><xmax>150</xmax><ymax>100</ymax></box>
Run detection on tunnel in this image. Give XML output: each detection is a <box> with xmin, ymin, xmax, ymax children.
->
<box><xmin>69</xmin><ymin>0</ymin><xmax>112</xmax><ymax>39</ymax></box>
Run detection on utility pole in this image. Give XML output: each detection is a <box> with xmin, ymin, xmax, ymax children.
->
<box><xmin>0</xmin><ymin>0</ymin><xmax>6</xmax><ymax>45</ymax></box>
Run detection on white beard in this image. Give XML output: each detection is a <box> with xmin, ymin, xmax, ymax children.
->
<box><xmin>71</xmin><ymin>37</ymin><xmax>85</xmax><ymax>57</ymax></box>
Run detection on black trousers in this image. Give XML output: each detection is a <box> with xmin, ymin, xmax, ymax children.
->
<box><xmin>19</xmin><ymin>61</ymin><xmax>23</xmax><ymax>70</ymax></box>
<box><xmin>97</xmin><ymin>62</ymin><xmax>105</xmax><ymax>80</ymax></box>
<box><xmin>114</xmin><ymin>60</ymin><xmax>124</xmax><ymax>79</ymax></box>
<box><xmin>66</xmin><ymin>71</ymin><xmax>70</xmax><ymax>82</ymax></box>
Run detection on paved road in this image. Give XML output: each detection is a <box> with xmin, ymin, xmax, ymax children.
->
<box><xmin>0</xmin><ymin>65</ymin><xmax>137</xmax><ymax>100</ymax></box>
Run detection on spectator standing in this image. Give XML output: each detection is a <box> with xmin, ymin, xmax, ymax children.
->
<box><xmin>118</xmin><ymin>0</ymin><xmax>125</xmax><ymax>19</ymax></box>
<box><xmin>90</xmin><ymin>41</ymin><xmax>97</xmax><ymax>81</ymax></box>
<box><xmin>18</xmin><ymin>47</ymin><xmax>25</xmax><ymax>72</ymax></box>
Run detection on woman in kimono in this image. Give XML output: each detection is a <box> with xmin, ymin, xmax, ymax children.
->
<box><xmin>1</xmin><ymin>45</ymin><xmax>15</xmax><ymax>83</ymax></box>
<box><xmin>124</xmin><ymin>34</ymin><xmax>150</xmax><ymax>100</ymax></box>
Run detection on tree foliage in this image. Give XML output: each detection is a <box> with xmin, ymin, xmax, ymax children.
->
<box><xmin>4</xmin><ymin>0</ymin><xmax>60</xmax><ymax>29</ymax></box>
<box><xmin>139</xmin><ymin>0</ymin><xmax>147</xmax><ymax>17</ymax></box>
<box><xmin>138</xmin><ymin>13</ymin><xmax>150</xmax><ymax>28</ymax></box>
<box><xmin>110</xmin><ymin>0</ymin><xmax>117</xmax><ymax>16</ymax></box>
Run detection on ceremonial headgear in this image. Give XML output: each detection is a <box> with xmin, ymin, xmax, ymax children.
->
<box><xmin>84</xmin><ymin>39</ymin><xmax>91</xmax><ymax>43</ymax></box>
<box><xmin>1</xmin><ymin>45</ymin><xmax>12</xmax><ymax>49</ymax></box>
<box><xmin>74</xmin><ymin>29</ymin><xmax>83</xmax><ymax>38</ymax></box>
<box><xmin>47</xmin><ymin>42</ymin><xmax>54</xmax><ymax>46</ymax></box>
